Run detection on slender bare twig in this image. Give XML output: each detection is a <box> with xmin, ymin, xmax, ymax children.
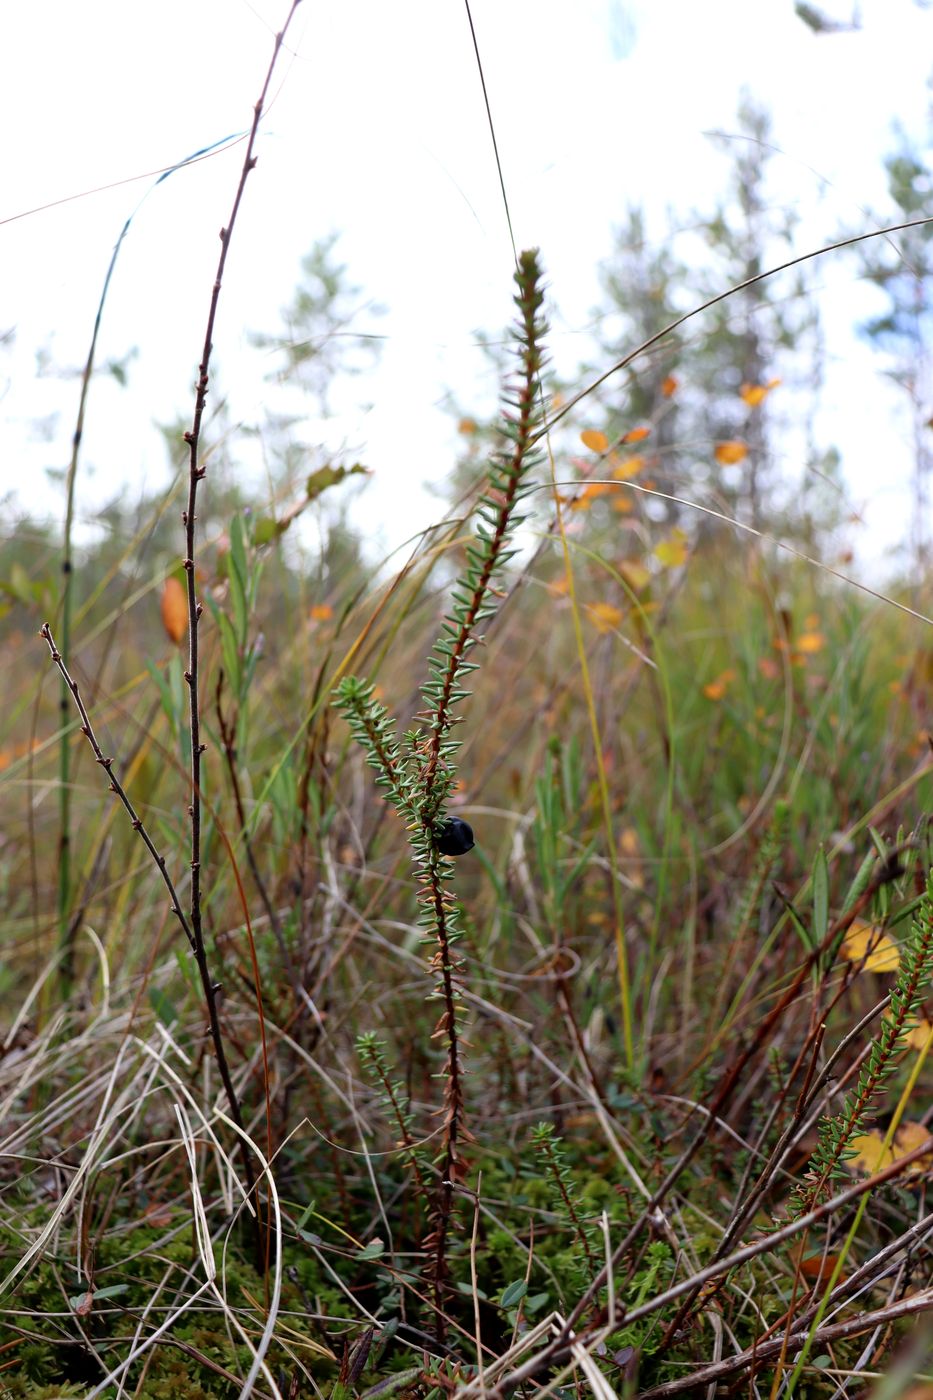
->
<box><xmin>634</xmin><ymin>1290</ymin><xmax>933</xmax><ymax>1400</ymax></box>
<box><xmin>470</xmin><ymin>1136</ymin><xmax>933</xmax><ymax>1399</ymax></box>
<box><xmin>176</xmin><ymin>0</ymin><xmax>303</xmax><ymax>1268</ymax></box>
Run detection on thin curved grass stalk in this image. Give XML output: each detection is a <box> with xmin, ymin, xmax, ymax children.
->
<box><xmin>788</xmin><ymin>867</ymin><xmax>933</xmax><ymax>1219</ymax></box>
<box><xmin>335</xmin><ymin>249</ymin><xmax>547</xmax><ymax>1333</ymax></box>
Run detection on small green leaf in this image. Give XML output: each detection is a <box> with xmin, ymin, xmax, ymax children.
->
<box><xmin>253</xmin><ymin>516</ymin><xmax>280</xmax><ymax>546</ymax></box>
<box><xmin>813</xmin><ymin>846</ymin><xmax>829</xmax><ymax>945</ymax></box>
<box><xmin>148</xmin><ymin>986</ymin><xmax>178</xmax><ymax>1027</ymax></box>
<box><xmin>229</xmin><ymin>514</ymin><xmax>249</xmax><ymax>594</ymax></box>
<box><xmin>499</xmin><ymin>1279</ymin><xmax>527</xmax><ymax>1308</ymax></box>
<box><xmin>357</xmin><ymin>1238</ymin><xmax>385</xmax><ymax>1260</ymax></box>
<box><xmin>227</xmin><ymin>560</ymin><xmax>248</xmax><ymax>652</ymax></box>
<box><xmin>217</xmin><ymin>610</ymin><xmax>241</xmax><ymax>695</ymax></box>
<box><xmin>306</xmin><ymin>462</ymin><xmax>369</xmax><ymax>503</ymax></box>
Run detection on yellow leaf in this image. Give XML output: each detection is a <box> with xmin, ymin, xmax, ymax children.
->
<box><xmin>796</xmin><ymin>631</ymin><xmax>826</xmax><ymax>654</ymax></box>
<box><xmin>892</xmin><ymin>1121</ymin><xmax>933</xmax><ymax>1173</ymax></box>
<box><xmin>661</xmin><ymin>375</ymin><xmax>678</xmax><ymax>398</ymax></box>
<box><xmin>580</xmin><ymin>429</ymin><xmax>609</xmax><ymax>453</ymax></box>
<box><xmin>586</xmin><ymin>601</ymin><xmax>623</xmax><ymax>633</ymax></box>
<box><xmin>714</xmin><ymin>440</ymin><xmax>748</xmax><ymax>466</ymax></box>
<box><xmin>848</xmin><ymin>1131</ymin><xmax>894</xmax><ymax>1174</ymax></box>
<box><xmin>623</xmin><ymin>425</ymin><xmax>651</xmax><ymax>444</ymax></box>
<box><xmin>619</xmin><ymin>560</ymin><xmax>650</xmax><ymax>592</ymax></box>
<box><xmin>905</xmin><ymin>1017</ymin><xmax>933</xmax><ymax>1051</ymax></box>
<box><xmin>841</xmin><ymin>920</ymin><xmax>900</xmax><ymax>973</ymax></box>
<box><xmin>611</xmin><ymin>454</ymin><xmax>645</xmax><ymax>481</ymax></box>
<box><xmin>160</xmin><ymin>577</ymin><xmax>188</xmax><ymax>645</ymax></box>
<box><xmin>654</xmin><ymin>529</ymin><xmax>689</xmax><ymax>569</ymax></box>
<box><xmin>310</xmin><ymin>604</ymin><xmax>333</xmax><ymax>622</ymax></box>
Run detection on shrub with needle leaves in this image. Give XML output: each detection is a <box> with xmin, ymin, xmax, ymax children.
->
<box><xmin>334</xmin><ymin>248</ymin><xmax>548</xmax><ymax>1329</ymax></box>
<box><xmin>789</xmin><ymin>867</ymin><xmax>933</xmax><ymax>1218</ymax></box>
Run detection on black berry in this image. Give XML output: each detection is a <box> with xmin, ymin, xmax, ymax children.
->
<box><xmin>436</xmin><ymin>816</ymin><xmax>475</xmax><ymax>856</ymax></box>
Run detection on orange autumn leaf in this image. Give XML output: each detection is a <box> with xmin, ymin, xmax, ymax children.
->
<box><xmin>580</xmin><ymin>428</ymin><xmax>609</xmax><ymax>453</ymax></box>
<box><xmin>310</xmin><ymin>603</ymin><xmax>333</xmax><ymax>622</ymax></box>
<box><xmin>586</xmin><ymin>601</ymin><xmax>623</xmax><ymax>633</ymax></box>
<box><xmin>840</xmin><ymin>920</ymin><xmax>900</xmax><ymax>973</ymax></box>
<box><xmin>547</xmin><ymin>576</ymin><xmax>571</xmax><ymax>597</ymax></box>
<box><xmin>661</xmin><ymin>375</ymin><xmax>679</xmax><ymax>398</ymax></box>
<box><xmin>160</xmin><ymin>577</ymin><xmax>188</xmax><ymax>645</ymax></box>
<box><xmin>619</xmin><ymin>560</ymin><xmax>650</xmax><ymax>592</ymax></box>
<box><xmin>796</xmin><ymin>631</ymin><xmax>826</xmax><ymax>654</ymax></box>
<box><xmin>790</xmin><ymin>1242</ymin><xmax>848</xmax><ymax>1284</ymax></box>
<box><xmin>611</xmin><ymin>454</ymin><xmax>645</xmax><ymax>481</ymax></box>
<box><xmin>739</xmin><ymin>378</ymin><xmax>780</xmax><ymax>407</ymax></box>
<box><xmin>622</xmin><ymin>425</ymin><xmax>651</xmax><ymax>444</ymax></box>
<box><xmin>740</xmin><ymin>383</ymin><xmax>768</xmax><ymax>407</ymax></box>
<box><xmin>714</xmin><ymin>440</ymin><xmax>748</xmax><ymax>466</ymax></box>
<box><xmin>654</xmin><ymin>528</ymin><xmax>689</xmax><ymax>569</ymax></box>
<box><xmin>458</xmin><ymin>416</ymin><xmax>478</xmax><ymax>435</ymax></box>
<box><xmin>798</xmin><ymin>1254</ymin><xmax>847</xmax><ymax>1283</ymax></box>
<box><xmin>703</xmin><ymin>669</ymin><xmax>736</xmax><ymax>701</ymax></box>
<box><xmin>580</xmin><ymin>481</ymin><xmax>613</xmax><ymax>502</ymax></box>
<box><xmin>611</xmin><ymin>496</ymin><xmax>634</xmax><ymax>514</ymax></box>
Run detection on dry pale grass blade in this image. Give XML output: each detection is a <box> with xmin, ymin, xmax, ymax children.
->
<box><xmin>0</xmin><ymin>1034</ymin><xmax>146</xmax><ymax>1292</ymax></box>
<box><xmin>213</xmin><ymin>1106</ymin><xmax>286</xmax><ymax>1399</ymax></box>
<box><xmin>84</xmin><ymin>1277</ymin><xmax>215</xmax><ymax>1399</ymax></box>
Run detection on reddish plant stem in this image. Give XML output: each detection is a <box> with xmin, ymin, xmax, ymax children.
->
<box><xmin>179</xmin><ymin>0</ymin><xmax>303</xmax><ymax>1265</ymax></box>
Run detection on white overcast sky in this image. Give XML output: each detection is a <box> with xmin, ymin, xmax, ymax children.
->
<box><xmin>4</xmin><ymin>0</ymin><xmax>933</xmax><ymax>580</ymax></box>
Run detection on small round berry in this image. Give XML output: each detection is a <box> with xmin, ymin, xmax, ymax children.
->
<box><xmin>436</xmin><ymin>816</ymin><xmax>475</xmax><ymax>856</ymax></box>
